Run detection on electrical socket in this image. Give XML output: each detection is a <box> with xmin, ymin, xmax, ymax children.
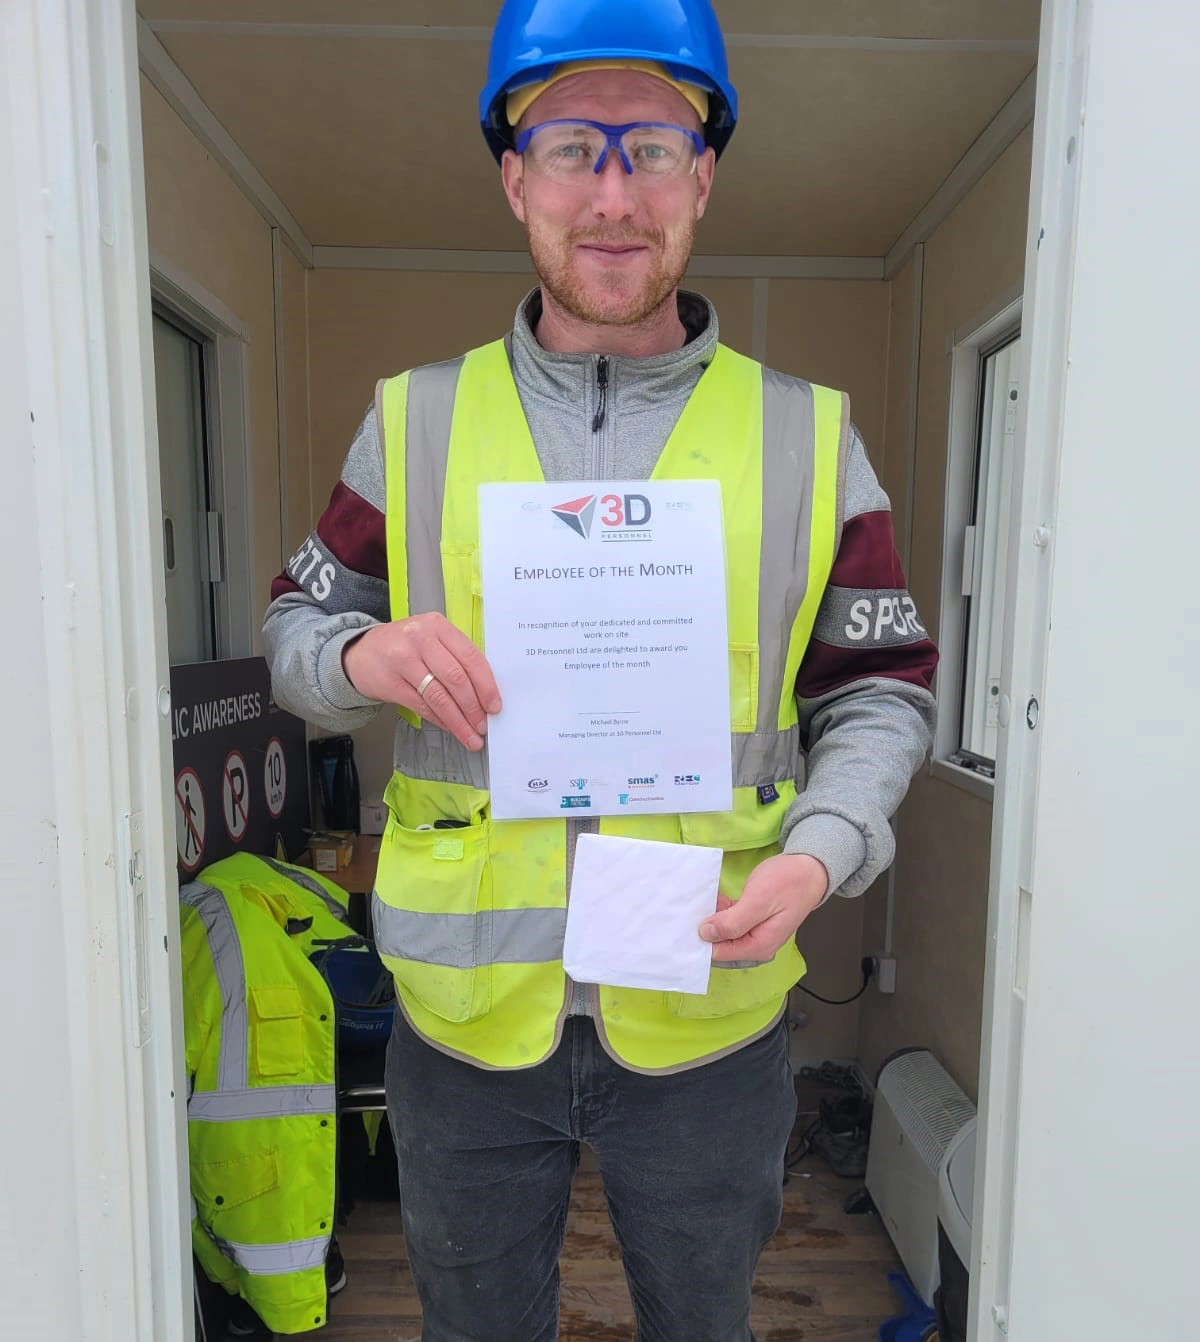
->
<box><xmin>868</xmin><ymin>955</ymin><xmax>897</xmax><ymax>994</ymax></box>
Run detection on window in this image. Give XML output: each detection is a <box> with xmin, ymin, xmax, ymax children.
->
<box><xmin>150</xmin><ymin>255</ymin><xmax>255</xmax><ymax>663</ymax></box>
<box><xmin>152</xmin><ymin>309</ymin><xmax>217</xmax><ymax>663</ymax></box>
<box><xmin>935</xmin><ymin>294</ymin><xmax>1022</xmax><ymax>795</ymax></box>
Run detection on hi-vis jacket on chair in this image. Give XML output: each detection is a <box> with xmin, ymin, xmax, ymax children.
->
<box><xmin>370</xmin><ymin>339</ymin><xmax>847</xmax><ymax>1072</ymax></box>
<box><xmin>181</xmin><ymin>855</ymin><xmax>349</xmax><ymax>1334</ymax></box>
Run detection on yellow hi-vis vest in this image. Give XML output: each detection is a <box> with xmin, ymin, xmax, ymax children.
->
<box><xmin>372</xmin><ymin>338</ymin><xmax>848</xmax><ymax>1073</ymax></box>
<box><xmin>181</xmin><ymin>870</ymin><xmax>339</xmax><ymax>1334</ymax></box>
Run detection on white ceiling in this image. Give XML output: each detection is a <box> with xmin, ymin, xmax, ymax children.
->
<box><xmin>137</xmin><ymin>1</ymin><xmax>1040</xmax><ymax>257</ymax></box>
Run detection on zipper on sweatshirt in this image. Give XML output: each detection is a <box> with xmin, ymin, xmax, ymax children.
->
<box><xmin>592</xmin><ymin>355</ymin><xmax>609</xmax><ymax>433</ymax></box>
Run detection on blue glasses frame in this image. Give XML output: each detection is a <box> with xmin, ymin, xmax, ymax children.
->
<box><xmin>514</xmin><ymin>119</ymin><xmax>706</xmax><ymax>175</ymax></box>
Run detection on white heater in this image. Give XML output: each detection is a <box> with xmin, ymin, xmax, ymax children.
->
<box><xmin>865</xmin><ymin>1048</ymin><xmax>976</xmax><ymax>1304</ymax></box>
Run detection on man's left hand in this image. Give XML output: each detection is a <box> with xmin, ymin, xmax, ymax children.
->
<box><xmin>699</xmin><ymin>854</ymin><xmax>830</xmax><ymax>963</ymax></box>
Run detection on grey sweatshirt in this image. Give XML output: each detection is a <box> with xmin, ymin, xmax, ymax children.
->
<box><xmin>263</xmin><ymin>290</ymin><xmax>938</xmax><ymax>906</ymax></box>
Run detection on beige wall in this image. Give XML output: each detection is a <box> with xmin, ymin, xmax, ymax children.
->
<box><xmin>140</xmin><ymin>77</ymin><xmax>285</xmax><ymax>647</ymax></box>
<box><xmin>857</xmin><ymin>127</ymin><xmax>1034</xmax><ymax>1099</ymax></box>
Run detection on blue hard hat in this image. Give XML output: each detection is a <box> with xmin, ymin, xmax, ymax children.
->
<box><xmin>479</xmin><ymin>0</ymin><xmax>738</xmax><ymax>163</ymax></box>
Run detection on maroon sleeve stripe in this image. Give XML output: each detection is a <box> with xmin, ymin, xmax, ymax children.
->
<box><xmin>269</xmin><ymin>573</ymin><xmax>304</xmax><ymax>602</ymax></box>
<box><xmin>829</xmin><ymin>509</ymin><xmax>907</xmax><ymax>589</ymax></box>
<box><xmin>796</xmin><ymin>505</ymin><xmax>939</xmax><ymax>700</ymax></box>
<box><xmin>796</xmin><ymin>637</ymin><xmax>939</xmax><ymax>701</ymax></box>
<box><xmin>315</xmin><ymin>481</ymin><xmax>389</xmax><ymax>583</ymax></box>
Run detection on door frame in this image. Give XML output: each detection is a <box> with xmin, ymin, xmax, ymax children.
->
<box><xmin>151</xmin><ymin>251</ymin><xmax>256</xmax><ymax>661</ymax></box>
<box><xmin>970</xmin><ymin>0</ymin><xmax>1090</xmax><ymax>1334</ymax></box>
<box><xmin>2</xmin><ymin>1</ymin><xmax>192</xmax><ymax>1337</ymax></box>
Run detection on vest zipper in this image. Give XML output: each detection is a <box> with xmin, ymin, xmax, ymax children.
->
<box><xmin>592</xmin><ymin>355</ymin><xmax>609</xmax><ymax>433</ymax></box>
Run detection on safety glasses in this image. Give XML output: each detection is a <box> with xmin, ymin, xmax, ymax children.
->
<box><xmin>515</xmin><ymin>119</ymin><xmax>706</xmax><ymax>183</ymax></box>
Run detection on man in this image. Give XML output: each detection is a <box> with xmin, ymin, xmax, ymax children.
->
<box><xmin>263</xmin><ymin>2</ymin><xmax>937</xmax><ymax>1338</ymax></box>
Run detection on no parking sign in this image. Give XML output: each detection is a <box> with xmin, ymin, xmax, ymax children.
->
<box><xmin>222</xmin><ymin>749</ymin><xmax>250</xmax><ymax>842</ymax></box>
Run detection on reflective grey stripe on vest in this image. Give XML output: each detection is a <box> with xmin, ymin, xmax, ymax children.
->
<box><xmin>372</xmin><ymin>899</ymin><xmax>566</xmax><ymax>967</ymax></box>
<box><xmin>258</xmin><ymin>857</ymin><xmax>350</xmax><ymax>926</ymax></box>
<box><xmin>758</xmin><ymin>368</ymin><xmax>818</xmax><ymax>736</ymax></box>
<box><xmin>180</xmin><ymin>882</ymin><xmax>247</xmax><ymax>1092</ymax></box>
<box><xmin>405</xmin><ymin>357</ymin><xmax>466</xmax><ymax>618</ymax></box>
<box><xmin>371</xmin><ymin>895</ymin><xmax>757</xmax><ymax>974</ymax></box>
<box><xmin>188</xmin><ymin>1084</ymin><xmax>337</xmax><ymax>1123</ymax></box>
<box><xmin>214</xmin><ymin>1234</ymin><xmax>330</xmax><ymax>1277</ymax></box>
<box><xmin>387</xmin><ymin>715</ymin><xmax>803</xmax><ymax>792</ymax></box>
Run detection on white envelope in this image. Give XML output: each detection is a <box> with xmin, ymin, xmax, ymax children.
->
<box><xmin>562</xmin><ymin>832</ymin><xmax>722</xmax><ymax>995</ymax></box>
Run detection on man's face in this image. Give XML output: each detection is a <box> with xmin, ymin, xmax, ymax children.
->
<box><xmin>500</xmin><ymin>71</ymin><xmax>716</xmax><ymax>327</ymax></box>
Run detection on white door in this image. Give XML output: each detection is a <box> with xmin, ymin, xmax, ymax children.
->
<box><xmin>973</xmin><ymin>1</ymin><xmax>1200</xmax><ymax>1337</ymax></box>
<box><xmin>0</xmin><ymin>1</ymin><xmax>191</xmax><ymax>1339</ymax></box>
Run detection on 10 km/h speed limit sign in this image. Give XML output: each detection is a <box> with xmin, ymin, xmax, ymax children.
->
<box><xmin>222</xmin><ymin>749</ymin><xmax>250</xmax><ymax>842</ymax></box>
<box><xmin>264</xmin><ymin>736</ymin><xmax>287</xmax><ymax>818</ymax></box>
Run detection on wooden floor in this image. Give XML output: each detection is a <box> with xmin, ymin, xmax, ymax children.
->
<box><xmin>302</xmin><ymin>1087</ymin><xmax>902</xmax><ymax>1342</ymax></box>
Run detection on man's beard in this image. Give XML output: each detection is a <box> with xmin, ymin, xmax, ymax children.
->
<box><xmin>525</xmin><ymin>219</ymin><xmax>694</xmax><ymax>328</ymax></box>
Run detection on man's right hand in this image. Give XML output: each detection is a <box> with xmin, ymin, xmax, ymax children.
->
<box><xmin>341</xmin><ymin>615</ymin><xmax>502</xmax><ymax>752</ymax></box>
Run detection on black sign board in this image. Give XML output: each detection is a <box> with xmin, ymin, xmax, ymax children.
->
<box><xmin>170</xmin><ymin>657</ymin><xmax>309</xmax><ymax>876</ymax></box>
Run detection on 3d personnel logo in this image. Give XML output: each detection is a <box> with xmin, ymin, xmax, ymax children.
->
<box><xmin>551</xmin><ymin>494</ymin><xmax>597</xmax><ymax>539</ymax></box>
<box><xmin>551</xmin><ymin>493</ymin><xmax>653</xmax><ymax>540</ymax></box>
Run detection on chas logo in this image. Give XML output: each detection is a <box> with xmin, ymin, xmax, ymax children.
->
<box><xmin>527</xmin><ymin>778</ymin><xmax>549</xmax><ymax>791</ymax></box>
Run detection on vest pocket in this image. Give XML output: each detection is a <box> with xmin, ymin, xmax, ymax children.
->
<box><xmin>440</xmin><ymin>543</ymin><xmax>485</xmax><ymax>647</ymax></box>
<box><xmin>669</xmin><ymin>942</ymin><xmax>806</xmax><ymax>1020</ymax></box>
<box><xmin>249</xmin><ymin>984</ymin><xmax>305</xmax><ymax>1077</ymax></box>
<box><xmin>192</xmin><ymin>1148</ymin><xmax>281</xmax><ymax>1225</ymax></box>
<box><xmin>729</xmin><ymin>643</ymin><xmax>759</xmax><ymax>733</ymax></box>
<box><xmin>375</xmin><ymin>806</ymin><xmax>492</xmax><ymax>1024</ymax></box>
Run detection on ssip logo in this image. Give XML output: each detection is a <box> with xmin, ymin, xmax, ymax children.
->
<box><xmin>552</xmin><ymin>493</ymin><xmax>652</xmax><ymax>539</ymax></box>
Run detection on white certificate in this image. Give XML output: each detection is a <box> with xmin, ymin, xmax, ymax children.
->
<box><xmin>479</xmin><ymin>480</ymin><xmax>732</xmax><ymax>820</ymax></box>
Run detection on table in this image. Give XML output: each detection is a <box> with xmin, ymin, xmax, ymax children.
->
<box><xmin>308</xmin><ymin>836</ymin><xmax>381</xmax><ymax>936</ymax></box>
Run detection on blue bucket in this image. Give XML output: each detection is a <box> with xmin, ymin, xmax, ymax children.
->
<box><xmin>311</xmin><ymin>941</ymin><xmax>395</xmax><ymax>1053</ymax></box>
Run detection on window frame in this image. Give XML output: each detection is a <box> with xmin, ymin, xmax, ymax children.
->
<box><xmin>149</xmin><ymin>250</ymin><xmax>255</xmax><ymax>660</ymax></box>
<box><xmin>932</xmin><ymin>287</ymin><xmax>1023</xmax><ymax>800</ymax></box>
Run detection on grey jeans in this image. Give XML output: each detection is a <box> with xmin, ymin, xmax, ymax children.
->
<box><xmin>384</xmin><ymin>1010</ymin><xmax>796</xmax><ymax>1342</ymax></box>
